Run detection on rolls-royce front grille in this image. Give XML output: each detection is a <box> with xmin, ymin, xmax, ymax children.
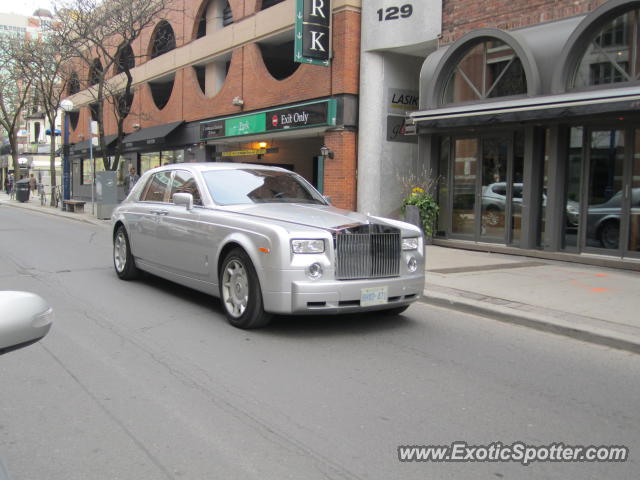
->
<box><xmin>334</xmin><ymin>228</ymin><xmax>401</xmax><ymax>280</ymax></box>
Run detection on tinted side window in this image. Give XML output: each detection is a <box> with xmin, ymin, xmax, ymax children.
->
<box><xmin>171</xmin><ymin>170</ymin><xmax>203</xmax><ymax>206</ymax></box>
<box><xmin>141</xmin><ymin>171</ymin><xmax>172</xmax><ymax>202</ymax></box>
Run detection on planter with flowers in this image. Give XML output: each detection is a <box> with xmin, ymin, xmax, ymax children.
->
<box><xmin>401</xmin><ymin>186</ymin><xmax>439</xmax><ymax>240</ymax></box>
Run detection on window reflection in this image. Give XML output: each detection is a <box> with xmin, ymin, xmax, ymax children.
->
<box><xmin>443</xmin><ymin>40</ymin><xmax>527</xmax><ymax>104</ymax></box>
<box><xmin>452</xmin><ymin>139</ymin><xmax>477</xmax><ymax>235</ymax></box>
<box><xmin>573</xmin><ymin>10</ymin><xmax>640</xmax><ymax>88</ymax></box>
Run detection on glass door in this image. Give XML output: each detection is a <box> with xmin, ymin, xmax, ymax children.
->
<box><xmin>480</xmin><ymin>137</ymin><xmax>508</xmax><ymax>242</ymax></box>
<box><xmin>584</xmin><ymin>129</ymin><xmax>625</xmax><ymax>252</ymax></box>
<box><xmin>627</xmin><ymin>129</ymin><xmax>640</xmax><ymax>255</ymax></box>
<box><xmin>451</xmin><ymin>138</ymin><xmax>478</xmax><ymax>237</ymax></box>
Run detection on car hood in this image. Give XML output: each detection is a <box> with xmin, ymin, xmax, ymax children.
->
<box><xmin>219</xmin><ymin>203</ymin><xmax>389</xmax><ymax>231</ymax></box>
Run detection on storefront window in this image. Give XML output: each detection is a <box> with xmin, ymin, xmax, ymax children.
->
<box><xmin>452</xmin><ymin>139</ymin><xmax>478</xmax><ymax>235</ymax></box>
<box><xmin>81</xmin><ymin>157</ymin><xmax>106</xmax><ymax>185</ymax></box>
<box><xmin>572</xmin><ymin>10</ymin><xmax>640</xmax><ymax>89</ymax></box>
<box><xmin>443</xmin><ymin>40</ymin><xmax>526</xmax><ymax>105</ymax></box>
<box><xmin>437</xmin><ymin>137</ymin><xmax>450</xmax><ymax>236</ymax></box>
<box><xmin>630</xmin><ymin>129</ymin><xmax>640</xmax><ymax>252</ymax></box>
<box><xmin>586</xmin><ymin>129</ymin><xmax>624</xmax><ymax>250</ymax></box>
<box><xmin>563</xmin><ymin>127</ymin><xmax>584</xmax><ymax>249</ymax></box>
<box><xmin>140</xmin><ymin>152</ymin><xmax>161</xmax><ymax>174</ymax></box>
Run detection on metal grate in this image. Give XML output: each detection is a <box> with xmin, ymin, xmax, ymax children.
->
<box><xmin>335</xmin><ymin>231</ymin><xmax>401</xmax><ymax>280</ymax></box>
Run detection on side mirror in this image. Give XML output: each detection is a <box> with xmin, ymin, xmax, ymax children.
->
<box><xmin>173</xmin><ymin>192</ymin><xmax>194</xmax><ymax>211</ymax></box>
<box><xmin>0</xmin><ymin>291</ymin><xmax>53</xmax><ymax>356</ymax></box>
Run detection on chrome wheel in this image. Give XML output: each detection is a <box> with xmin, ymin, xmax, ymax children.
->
<box><xmin>114</xmin><ymin>230</ymin><xmax>127</xmax><ymax>273</ymax></box>
<box><xmin>113</xmin><ymin>225</ymin><xmax>139</xmax><ymax>280</ymax></box>
<box><xmin>222</xmin><ymin>259</ymin><xmax>249</xmax><ymax>318</ymax></box>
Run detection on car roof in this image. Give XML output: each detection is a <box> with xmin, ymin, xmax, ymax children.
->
<box><xmin>146</xmin><ymin>162</ymin><xmax>290</xmax><ymax>175</ymax></box>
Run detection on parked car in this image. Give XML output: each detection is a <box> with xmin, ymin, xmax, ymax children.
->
<box><xmin>482</xmin><ymin>182</ymin><xmax>580</xmax><ymax>228</ymax></box>
<box><xmin>587</xmin><ymin>188</ymin><xmax>640</xmax><ymax>249</ymax></box>
<box><xmin>111</xmin><ymin>163</ymin><xmax>425</xmax><ymax>328</ymax></box>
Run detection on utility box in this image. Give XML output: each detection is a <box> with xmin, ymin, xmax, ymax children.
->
<box><xmin>96</xmin><ymin>170</ymin><xmax>117</xmax><ymax>219</ymax></box>
<box><xmin>16</xmin><ymin>179</ymin><xmax>30</xmax><ymax>202</ymax></box>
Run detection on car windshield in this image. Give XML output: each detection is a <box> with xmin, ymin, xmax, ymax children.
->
<box><xmin>203</xmin><ymin>168</ymin><xmax>327</xmax><ymax>205</ymax></box>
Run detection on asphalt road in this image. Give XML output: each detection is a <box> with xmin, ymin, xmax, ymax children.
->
<box><xmin>0</xmin><ymin>206</ymin><xmax>638</xmax><ymax>480</ymax></box>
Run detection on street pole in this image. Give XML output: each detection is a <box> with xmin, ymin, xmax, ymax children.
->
<box><xmin>60</xmin><ymin>99</ymin><xmax>74</xmax><ymax>211</ymax></box>
<box><xmin>62</xmin><ymin>111</ymin><xmax>70</xmax><ymax>210</ymax></box>
<box><xmin>89</xmin><ymin>119</ymin><xmax>95</xmax><ymax>216</ymax></box>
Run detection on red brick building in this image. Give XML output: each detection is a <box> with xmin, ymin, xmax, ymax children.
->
<box><xmin>65</xmin><ymin>0</ymin><xmax>361</xmax><ymax>210</ymax></box>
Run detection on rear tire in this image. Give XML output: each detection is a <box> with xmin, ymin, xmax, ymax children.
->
<box><xmin>219</xmin><ymin>248</ymin><xmax>272</xmax><ymax>329</ymax></box>
<box><xmin>113</xmin><ymin>225</ymin><xmax>139</xmax><ymax>280</ymax></box>
<box><xmin>599</xmin><ymin>220</ymin><xmax>620</xmax><ymax>249</ymax></box>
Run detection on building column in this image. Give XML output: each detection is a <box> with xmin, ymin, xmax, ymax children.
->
<box><xmin>323</xmin><ymin>129</ymin><xmax>357</xmax><ymax>211</ymax></box>
<box><xmin>521</xmin><ymin>126</ymin><xmax>545</xmax><ymax>249</ymax></box>
<box><xmin>545</xmin><ymin>125</ymin><xmax>568</xmax><ymax>251</ymax></box>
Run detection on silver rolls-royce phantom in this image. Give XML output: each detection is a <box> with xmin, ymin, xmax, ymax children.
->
<box><xmin>111</xmin><ymin>163</ymin><xmax>424</xmax><ymax>328</ymax></box>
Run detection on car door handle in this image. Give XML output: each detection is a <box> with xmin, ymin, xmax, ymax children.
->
<box><xmin>150</xmin><ymin>209</ymin><xmax>169</xmax><ymax>216</ymax></box>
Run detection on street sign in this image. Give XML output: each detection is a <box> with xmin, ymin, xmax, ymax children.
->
<box><xmin>294</xmin><ymin>0</ymin><xmax>331</xmax><ymax>66</ymax></box>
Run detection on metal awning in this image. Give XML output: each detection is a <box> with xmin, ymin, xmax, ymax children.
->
<box><xmin>409</xmin><ymin>86</ymin><xmax>640</xmax><ymax>128</ymax></box>
<box><xmin>70</xmin><ymin>134</ymin><xmax>118</xmax><ymax>156</ymax></box>
<box><xmin>122</xmin><ymin>121</ymin><xmax>183</xmax><ymax>150</ymax></box>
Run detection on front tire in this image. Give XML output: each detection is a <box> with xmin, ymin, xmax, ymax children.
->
<box><xmin>219</xmin><ymin>248</ymin><xmax>272</xmax><ymax>329</ymax></box>
<box><xmin>113</xmin><ymin>225</ymin><xmax>139</xmax><ymax>280</ymax></box>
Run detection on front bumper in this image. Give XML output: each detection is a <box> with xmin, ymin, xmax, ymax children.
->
<box><xmin>262</xmin><ymin>274</ymin><xmax>425</xmax><ymax>315</ymax></box>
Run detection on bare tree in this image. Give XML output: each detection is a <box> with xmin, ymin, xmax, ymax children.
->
<box><xmin>54</xmin><ymin>0</ymin><xmax>177</xmax><ymax>172</ymax></box>
<box><xmin>0</xmin><ymin>36</ymin><xmax>33</xmax><ymax>180</ymax></box>
<box><xmin>22</xmin><ymin>28</ymin><xmax>74</xmax><ymax>205</ymax></box>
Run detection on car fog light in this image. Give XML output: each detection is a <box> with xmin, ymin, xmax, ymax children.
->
<box><xmin>407</xmin><ymin>257</ymin><xmax>418</xmax><ymax>273</ymax></box>
<box><xmin>307</xmin><ymin>262</ymin><xmax>323</xmax><ymax>280</ymax></box>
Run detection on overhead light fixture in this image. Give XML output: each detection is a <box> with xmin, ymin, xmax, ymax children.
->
<box><xmin>320</xmin><ymin>145</ymin><xmax>334</xmax><ymax>159</ymax></box>
<box><xmin>132</xmin><ymin>123</ymin><xmax>141</xmax><ymax>130</ymax></box>
<box><xmin>258</xmin><ymin>141</ymin><xmax>267</xmax><ymax>149</ymax></box>
<box><xmin>232</xmin><ymin>96</ymin><xmax>244</xmax><ymax>106</ymax></box>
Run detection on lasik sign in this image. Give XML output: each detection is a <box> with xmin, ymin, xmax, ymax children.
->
<box><xmin>295</xmin><ymin>0</ymin><xmax>331</xmax><ymax>66</ymax></box>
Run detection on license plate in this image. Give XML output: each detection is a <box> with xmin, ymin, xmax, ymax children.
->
<box><xmin>360</xmin><ymin>286</ymin><xmax>388</xmax><ymax>307</ymax></box>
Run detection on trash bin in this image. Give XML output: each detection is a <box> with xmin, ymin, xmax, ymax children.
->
<box><xmin>16</xmin><ymin>179</ymin><xmax>30</xmax><ymax>202</ymax></box>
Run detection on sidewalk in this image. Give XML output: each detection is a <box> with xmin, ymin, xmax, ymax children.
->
<box><xmin>423</xmin><ymin>245</ymin><xmax>640</xmax><ymax>354</ymax></box>
<box><xmin>0</xmin><ymin>191</ymin><xmax>109</xmax><ymax>227</ymax></box>
<box><xmin>2</xmin><ymin>190</ymin><xmax>639</xmax><ymax>353</ymax></box>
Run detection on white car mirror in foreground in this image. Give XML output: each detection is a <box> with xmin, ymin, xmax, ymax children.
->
<box><xmin>0</xmin><ymin>291</ymin><xmax>53</xmax><ymax>355</ymax></box>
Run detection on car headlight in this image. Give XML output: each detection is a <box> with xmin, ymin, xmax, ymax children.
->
<box><xmin>402</xmin><ymin>237</ymin><xmax>419</xmax><ymax>251</ymax></box>
<box><xmin>291</xmin><ymin>239</ymin><xmax>325</xmax><ymax>254</ymax></box>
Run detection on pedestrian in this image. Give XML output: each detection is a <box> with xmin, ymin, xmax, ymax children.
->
<box><xmin>29</xmin><ymin>174</ymin><xmax>37</xmax><ymax>195</ymax></box>
<box><xmin>124</xmin><ymin>166</ymin><xmax>140</xmax><ymax>195</ymax></box>
<box><xmin>8</xmin><ymin>174</ymin><xmax>15</xmax><ymax>199</ymax></box>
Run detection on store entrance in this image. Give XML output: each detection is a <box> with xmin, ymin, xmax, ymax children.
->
<box><xmin>450</xmin><ymin>132</ymin><xmax>524</xmax><ymax>244</ymax></box>
<box><xmin>564</xmin><ymin>127</ymin><xmax>640</xmax><ymax>256</ymax></box>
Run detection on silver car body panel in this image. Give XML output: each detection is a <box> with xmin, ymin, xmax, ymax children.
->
<box><xmin>112</xmin><ymin>163</ymin><xmax>425</xmax><ymax>315</ymax></box>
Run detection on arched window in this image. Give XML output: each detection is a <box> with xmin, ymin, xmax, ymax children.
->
<box><xmin>116</xmin><ymin>92</ymin><xmax>134</xmax><ymax>118</ymax></box>
<box><xmin>442</xmin><ymin>39</ymin><xmax>527</xmax><ymax>105</ymax></box>
<box><xmin>148</xmin><ymin>73</ymin><xmax>175</xmax><ymax>110</ymax></box>
<box><xmin>196</xmin><ymin>0</ymin><xmax>233</xmax><ymax>38</ymax></box>
<box><xmin>258</xmin><ymin>36</ymin><xmax>300</xmax><ymax>81</ymax></box>
<box><xmin>151</xmin><ymin>21</ymin><xmax>176</xmax><ymax>59</ymax></box>
<box><xmin>572</xmin><ymin>9</ymin><xmax>640</xmax><ymax>89</ymax></box>
<box><xmin>115</xmin><ymin>43</ymin><xmax>135</xmax><ymax>74</ymax></box>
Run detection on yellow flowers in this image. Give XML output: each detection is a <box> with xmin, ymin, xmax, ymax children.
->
<box><xmin>411</xmin><ymin>187</ymin><xmax>425</xmax><ymax>194</ymax></box>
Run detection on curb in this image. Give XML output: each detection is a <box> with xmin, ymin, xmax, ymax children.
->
<box><xmin>0</xmin><ymin>199</ymin><xmax>109</xmax><ymax>228</ymax></box>
<box><xmin>421</xmin><ymin>289</ymin><xmax>640</xmax><ymax>355</ymax></box>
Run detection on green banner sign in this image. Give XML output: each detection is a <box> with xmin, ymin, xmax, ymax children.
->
<box><xmin>225</xmin><ymin>112</ymin><xmax>266</xmax><ymax>137</ymax></box>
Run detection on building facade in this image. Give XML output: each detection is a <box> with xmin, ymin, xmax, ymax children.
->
<box><xmin>64</xmin><ymin>0</ymin><xmax>361</xmax><ymax>210</ymax></box>
<box><xmin>357</xmin><ymin>0</ymin><xmax>640</xmax><ymax>269</ymax></box>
